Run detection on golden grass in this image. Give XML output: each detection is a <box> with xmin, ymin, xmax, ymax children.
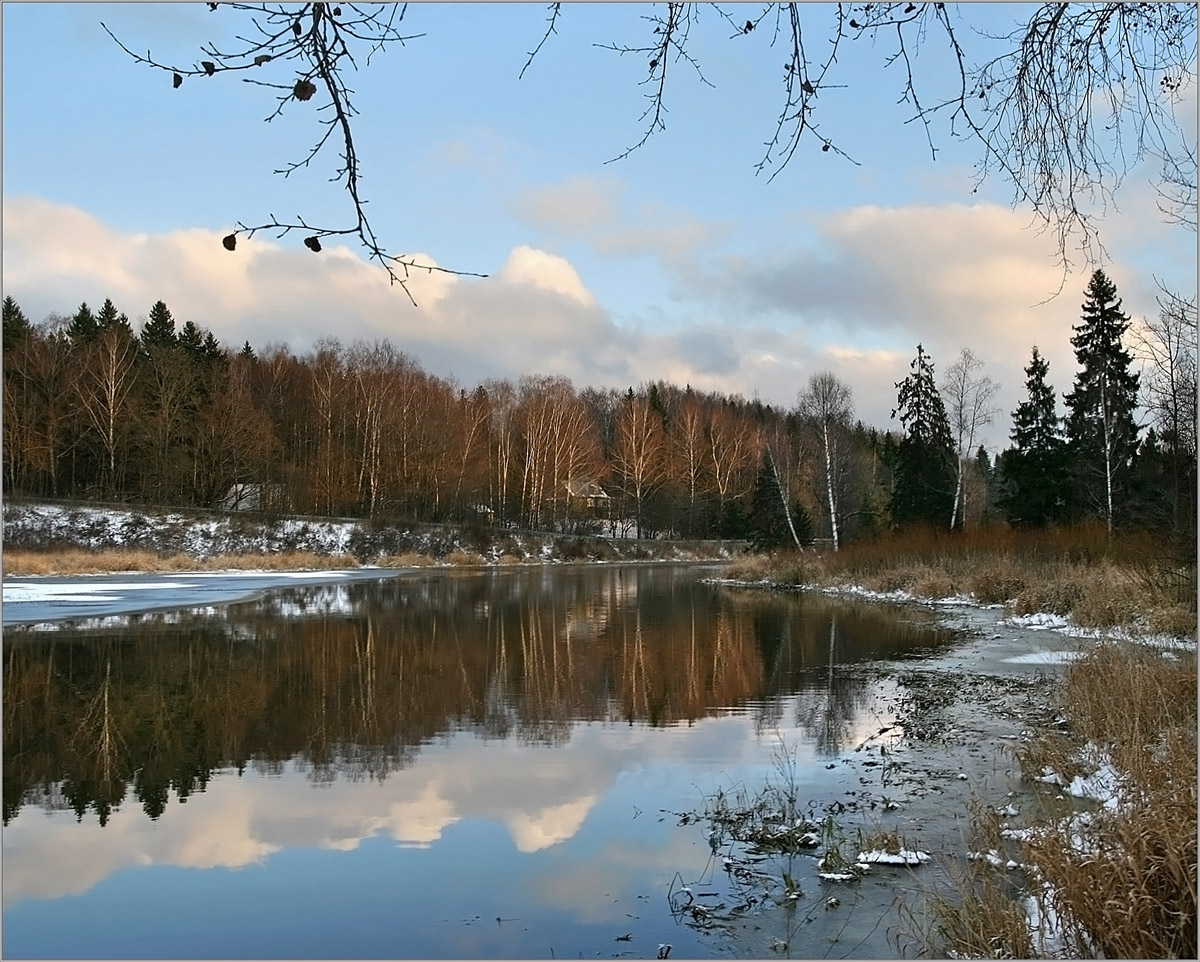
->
<box><xmin>2</xmin><ymin>548</ymin><xmax>361</xmax><ymax>576</ymax></box>
<box><xmin>743</xmin><ymin>522</ymin><xmax>1195</xmax><ymax>639</ymax></box>
<box><xmin>375</xmin><ymin>552</ymin><xmax>435</xmax><ymax>568</ymax></box>
<box><xmin>445</xmin><ymin>550</ymin><xmax>487</xmax><ymax>566</ymax></box>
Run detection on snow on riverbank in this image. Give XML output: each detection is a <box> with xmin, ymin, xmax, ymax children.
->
<box><xmin>2</xmin><ymin>501</ymin><xmax>737</xmax><ymax>569</ymax></box>
<box><xmin>710</xmin><ymin>574</ymin><xmax>1197</xmax><ymax>654</ymax></box>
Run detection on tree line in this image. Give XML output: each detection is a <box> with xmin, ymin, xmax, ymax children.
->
<box><xmin>3</xmin><ymin>267</ymin><xmax>1194</xmax><ymax>543</ymax></box>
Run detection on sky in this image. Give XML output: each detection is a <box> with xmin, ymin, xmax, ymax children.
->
<box><xmin>2</xmin><ymin>1</ymin><xmax>1196</xmax><ymax>451</ymax></box>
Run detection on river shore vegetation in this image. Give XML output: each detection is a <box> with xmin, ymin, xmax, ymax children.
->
<box><xmin>721</xmin><ymin>522</ymin><xmax>1196</xmax><ymax>959</ymax></box>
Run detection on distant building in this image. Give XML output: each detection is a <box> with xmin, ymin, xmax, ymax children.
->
<box><xmin>217</xmin><ymin>483</ymin><xmax>286</xmax><ymax>512</ymax></box>
<box><xmin>565</xmin><ymin>479</ymin><xmax>611</xmax><ymax>519</ymax></box>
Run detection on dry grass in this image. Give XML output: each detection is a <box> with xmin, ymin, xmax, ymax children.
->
<box><xmin>375</xmin><ymin>552</ymin><xmax>435</xmax><ymax>568</ymax></box>
<box><xmin>932</xmin><ymin>641</ymin><xmax>1197</xmax><ymax>958</ymax></box>
<box><xmin>2</xmin><ymin>548</ymin><xmax>361</xmax><ymax>575</ymax></box>
<box><xmin>723</xmin><ymin>554</ymin><xmax>779</xmax><ymax>581</ymax></box>
<box><xmin>445</xmin><ymin>550</ymin><xmax>487</xmax><ymax>566</ymax></box>
<box><xmin>744</xmin><ymin>523</ymin><xmax>1195</xmax><ymax>639</ymax></box>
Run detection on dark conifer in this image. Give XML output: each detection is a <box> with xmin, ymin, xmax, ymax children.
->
<box><xmin>2</xmin><ymin>295</ymin><xmax>31</xmax><ymax>352</ymax></box>
<box><xmin>95</xmin><ymin>298</ymin><xmax>135</xmax><ymax>337</ymax></box>
<box><xmin>998</xmin><ymin>346</ymin><xmax>1068</xmax><ymax>526</ymax></box>
<box><xmin>749</xmin><ymin>452</ymin><xmax>791</xmax><ymax>550</ymax></box>
<box><xmin>66</xmin><ymin>302</ymin><xmax>98</xmax><ymax>341</ymax></box>
<box><xmin>1063</xmin><ymin>269</ymin><xmax>1140</xmax><ymax>532</ymax></box>
<box><xmin>889</xmin><ymin>344</ymin><xmax>954</xmax><ymax>527</ymax></box>
<box><xmin>140</xmin><ymin>300</ymin><xmax>177</xmax><ymax>350</ymax></box>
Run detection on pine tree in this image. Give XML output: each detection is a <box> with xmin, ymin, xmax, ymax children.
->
<box><xmin>2</xmin><ymin>296</ymin><xmax>31</xmax><ymax>352</ymax></box>
<box><xmin>1063</xmin><ymin>269</ymin><xmax>1140</xmax><ymax>533</ymax></box>
<box><xmin>889</xmin><ymin>344</ymin><xmax>954</xmax><ymax>527</ymax></box>
<box><xmin>177</xmin><ymin>320</ymin><xmax>205</xmax><ymax>357</ymax></box>
<box><xmin>66</xmin><ymin>302</ymin><xmax>98</xmax><ymax>341</ymax></box>
<box><xmin>998</xmin><ymin>346</ymin><xmax>1069</xmax><ymax>526</ymax></box>
<box><xmin>140</xmin><ymin>300</ymin><xmax>177</xmax><ymax>350</ymax></box>
<box><xmin>95</xmin><ymin>298</ymin><xmax>134</xmax><ymax>337</ymax></box>
<box><xmin>749</xmin><ymin>452</ymin><xmax>791</xmax><ymax>551</ymax></box>
<box><xmin>201</xmin><ymin>331</ymin><xmax>224</xmax><ymax>361</ymax></box>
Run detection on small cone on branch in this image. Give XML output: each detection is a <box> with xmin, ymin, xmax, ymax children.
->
<box><xmin>303</xmin><ymin>236</ymin><xmax>322</xmax><ymax>252</ymax></box>
<box><xmin>293</xmin><ymin>79</ymin><xmax>317</xmax><ymax>101</ymax></box>
<box><xmin>172</xmin><ymin>72</ymin><xmax>183</xmax><ymax>88</ymax></box>
<box><xmin>222</xmin><ymin>233</ymin><xmax>237</xmax><ymax>251</ymax></box>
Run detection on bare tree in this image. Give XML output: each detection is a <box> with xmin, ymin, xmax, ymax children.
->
<box><xmin>941</xmin><ymin>348</ymin><xmax>999</xmax><ymax>530</ymax></box>
<box><xmin>1134</xmin><ymin>286</ymin><xmax>1198</xmax><ymax>531</ymax></box>
<box><xmin>797</xmin><ymin>371</ymin><xmax>853</xmax><ymax>550</ymax></box>
<box><xmin>613</xmin><ymin>391</ymin><xmax>667</xmax><ymax>539</ymax></box>
<box><xmin>108</xmin><ymin>4</ymin><xmax>1196</xmax><ymax>285</ymax></box>
<box><xmin>74</xmin><ymin>324</ymin><xmax>141</xmax><ymax>497</ymax></box>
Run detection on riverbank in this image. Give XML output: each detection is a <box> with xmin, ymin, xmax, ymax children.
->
<box><xmin>709</xmin><ymin>527</ymin><xmax>1196</xmax><ymax>959</ymax></box>
<box><xmin>1</xmin><ymin>501</ymin><xmax>742</xmax><ymax>576</ymax></box>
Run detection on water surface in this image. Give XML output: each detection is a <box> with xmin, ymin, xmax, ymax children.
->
<box><xmin>3</xmin><ymin>566</ymin><xmax>963</xmax><ymax>959</ymax></box>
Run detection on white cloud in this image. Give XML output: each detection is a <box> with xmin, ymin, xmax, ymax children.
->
<box><xmin>498</xmin><ymin>245</ymin><xmax>594</xmax><ymax>305</ymax></box>
<box><xmin>4</xmin><ymin>193</ymin><xmax>1187</xmax><ymax>452</ymax></box>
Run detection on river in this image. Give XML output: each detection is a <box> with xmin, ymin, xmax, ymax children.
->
<box><xmin>2</xmin><ymin>565</ymin><xmax>1075</xmax><ymax>959</ymax></box>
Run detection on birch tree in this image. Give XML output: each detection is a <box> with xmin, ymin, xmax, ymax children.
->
<box><xmin>941</xmin><ymin>348</ymin><xmax>999</xmax><ymax>530</ymax></box>
<box><xmin>75</xmin><ymin>324</ymin><xmax>140</xmax><ymax>497</ymax></box>
<box><xmin>797</xmin><ymin>371</ymin><xmax>853</xmax><ymax>550</ymax></box>
<box><xmin>1134</xmin><ymin>287</ymin><xmax>1198</xmax><ymax>533</ymax></box>
<box><xmin>613</xmin><ymin>391</ymin><xmax>667</xmax><ymax>539</ymax></box>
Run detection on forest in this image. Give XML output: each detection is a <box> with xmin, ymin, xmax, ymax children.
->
<box><xmin>3</xmin><ymin>269</ymin><xmax>1195</xmax><ymax>545</ymax></box>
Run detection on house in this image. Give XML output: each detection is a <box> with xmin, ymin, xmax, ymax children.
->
<box><xmin>565</xmin><ymin>479</ymin><xmax>611</xmax><ymax>519</ymax></box>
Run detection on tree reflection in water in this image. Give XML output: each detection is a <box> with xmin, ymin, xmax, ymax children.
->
<box><xmin>2</xmin><ymin>567</ymin><xmax>956</xmax><ymax>826</ymax></box>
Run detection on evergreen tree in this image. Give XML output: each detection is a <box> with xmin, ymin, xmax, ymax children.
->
<box><xmin>889</xmin><ymin>344</ymin><xmax>954</xmax><ymax>527</ymax></box>
<box><xmin>201</xmin><ymin>331</ymin><xmax>224</xmax><ymax>361</ymax></box>
<box><xmin>66</xmin><ymin>302</ymin><xmax>98</xmax><ymax>341</ymax></box>
<box><xmin>238</xmin><ymin>340</ymin><xmax>256</xmax><ymax>360</ymax></box>
<box><xmin>749</xmin><ymin>452</ymin><xmax>791</xmax><ymax>551</ymax></box>
<box><xmin>2</xmin><ymin>295</ymin><xmax>31</xmax><ymax>352</ymax></box>
<box><xmin>95</xmin><ymin>298</ymin><xmax>135</xmax><ymax>337</ymax></box>
<box><xmin>178</xmin><ymin>319</ymin><xmax>205</xmax><ymax>357</ymax></box>
<box><xmin>999</xmin><ymin>346</ymin><xmax>1069</xmax><ymax>526</ymax></box>
<box><xmin>1063</xmin><ymin>269</ymin><xmax>1141</xmax><ymax>533</ymax></box>
<box><xmin>140</xmin><ymin>300</ymin><xmax>177</xmax><ymax>350</ymax></box>
<box><xmin>790</xmin><ymin>499</ymin><xmax>815</xmax><ymax>546</ymax></box>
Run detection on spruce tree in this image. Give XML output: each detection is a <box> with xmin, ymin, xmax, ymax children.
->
<box><xmin>66</xmin><ymin>302</ymin><xmax>98</xmax><ymax>341</ymax></box>
<box><xmin>140</xmin><ymin>300</ymin><xmax>177</xmax><ymax>350</ymax></box>
<box><xmin>749</xmin><ymin>452</ymin><xmax>791</xmax><ymax>551</ymax></box>
<box><xmin>999</xmin><ymin>346</ymin><xmax>1068</xmax><ymax>526</ymax></box>
<box><xmin>1063</xmin><ymin>269</ymin><xmax>1140</xmax><ymax>533</ymax></box>
<box><xmin>2</xmin><ymin>296</ymin><xmax>31</xmax><ymax>352</ymax></box>
<box><xmin>95</xmin><ymin>298</ymin><xmax>134</xmax><ymax>337</ymax></box>
<box><xmin>178</xmin><ymin>319</ymin><xmax>205</xmax><ymax>357</ymax></box>
<box><xmin>889</xmin><ymin>344</ymin><xmax>954</xmax><ymax>527</ymax></box>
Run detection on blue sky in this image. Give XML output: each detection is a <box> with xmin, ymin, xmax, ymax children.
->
<box><xmin>3</xmin><ymin>2</ymin><xmax>1195</xmax><ymax>449</ymax></box>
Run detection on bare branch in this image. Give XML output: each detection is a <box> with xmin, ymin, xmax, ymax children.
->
<box><xmin>518</xmin><ymin>3</ymin><xmax>562</xmax><ymax>81</ymax></box>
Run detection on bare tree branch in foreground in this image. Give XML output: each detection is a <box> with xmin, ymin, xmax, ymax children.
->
<box><xmin>104</xmin><ymin>3</ymin><xmax>487</xmax><ymax>305</ymax></box>
<box><xmin>108</xmin><ymin>3</ymin><xmax>1196</xmax><ymax>295</ymax></box>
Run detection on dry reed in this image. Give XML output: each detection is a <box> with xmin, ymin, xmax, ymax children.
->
<box><xmin>2</xmin><ymin>548</ymin><xmax>361</xmax><ymax>576</ymax></box>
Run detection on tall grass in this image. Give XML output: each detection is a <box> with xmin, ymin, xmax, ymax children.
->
<box><xmin>2</xmin><ymin>548</ymin><xmax>361</xmax><ymax>576</ymax></box>
<box><xmin>748</xmin><ymin>522</ymin><xmax>1196</xmax><ymax>636</ymax></box>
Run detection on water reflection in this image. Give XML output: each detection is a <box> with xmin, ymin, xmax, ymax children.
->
<box><xmin>3</xmin><ymin>567</ymin><xmax>961</xmax><ymax>958</ymax></box>
<box><xmin>4</xmin><ymin>568</ymin><xmax>954</xmax><ymax>829</ymax></box>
